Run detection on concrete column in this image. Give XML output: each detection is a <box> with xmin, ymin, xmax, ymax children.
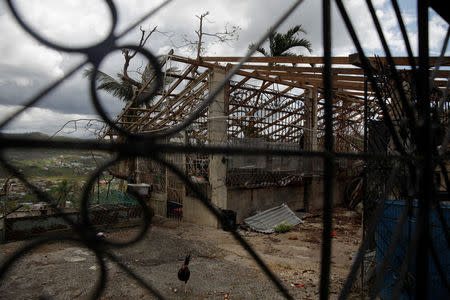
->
<box><xmin>208</xmin><ymin>69</ymin><xmax>228</xmax><ymax>211</ymax></box>
<box><xmin>303</xmin><ymin>88</ymin><xmax>318</xmax><ymax>175</ymax></box>
<box><xmin>304</xmin><ymin>88</ymin><xmax>318</xmax><ymax>151</ymax></box>
<box><xmin>135</xmin><ymin>157</ymin><xmax>140</xmax><ymax>183</ymax></box>
<box><xmin>303</xmin><ymin>88</ymin><xmax>319</xmax><ymax>211</ymax></box>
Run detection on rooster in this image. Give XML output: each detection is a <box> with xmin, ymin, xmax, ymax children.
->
<box><xmin>177</xmin><ymin>254</ymin><xmax>191</xmax><ymax>293</ymax></box>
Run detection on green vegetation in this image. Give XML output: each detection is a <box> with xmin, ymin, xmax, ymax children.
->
<box><xmin>249</xmin><ymin>25</ymin><xmax>312</xmax><ymax>67</ymax></box>
<box><xmin>274</xmin><ymin>221</ymin><xmax>293</xmax><ymax>233</ymax></box>
<box><xmin>49</xmin><ymin>179</ymin><xmax>73</xmax><ymax>208</ymax></box>
<box><xmin>0</xmin><ymin>132</ymin><xmax>113</xmax><ymax>210</ymax></box>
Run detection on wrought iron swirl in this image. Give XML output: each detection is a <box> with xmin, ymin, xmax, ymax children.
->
<box><xmin>0</xmin><ymin>0</ymin><xmax>305</xmax><ymax>299</ymax></box>
<box><xmin>0</xmin><ymin>0</ymin><xmax>448</xmax><ymax>299</ymax></box>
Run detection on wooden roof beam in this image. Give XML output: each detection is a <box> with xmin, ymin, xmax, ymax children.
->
<box><xmin>246</xmin><ymin>86</ymin><xmax>295</xmax><ymax>117</ymax></box>
<box><xmin>202</xmin><ymin>56</ymin><xmax>450</xmax><ymax>66</ymax></box>
<box><xmin>127</xmin><ymin>68</ymin><xmax>211</xmax><ymax>132</ymax></box>
<box><xmin>272</xmin><ymin>125</ymin><xmax>300</xmax><ymax>142</ymax></box>
<box><xmin>203</xmin><ymin>56</ymin><xmax>351</xmax><ymax>64</ymax></box>
<box><xmin>269</xmin><ymin>115</ymin><xmax>306</xmax><ymax>141</ymax></box>
<box><xmin>229</xmin><ymin>73</ymin><xmax>254</xmax><ymax>93</ymax></box>
<box><xmin>228</xmin><ymin>113</ymin><xmax>304</xmax><ymax>128</ymax></box>
<box><xmin>229</xmin><ymin>93</ymin><xmax>309</xmax><ymax>138</ymax></box>
<box><xmin>102</xmin><ymin>51</ymin><xmax>174</xmax><ymax>137</ymax></box>
<box><xmin>235</xmin><ymin>68</ymin><xmax>313</xmax><ymax>90</ymax></box>
<box><xmin>123</xmin><ymin>64</ymin><xmax>196</xmax><ymax>132</ymax></box>
<box><xmin>237</xmin><ymin>64</ymin><xmax>364</xmax><ymax>75</ymax></box>
<box><xmin>171</xmin><ymin>54</ymin><xmax>450</xmax><ymax>79</ymax></box>
<box><xmin>233</xmin><ymin>64</ymin><xmax>449</xmax><ymax>78</ymax></box>
<box><xmin>289</xmin><ymin>77</ymin><xmax>373</xmax><ymax>92</ymax></box>
<box><xmin>152</xmin><ymin>84</ymin><xmax>209</xmax><ymax>128</ymax></box>
<box><xmin>143</xmin><ymin>82</ymin><xmax>209</xmax><ymax>129</ymax></box>
<box><xmin>229</xmin><ymin>105</ymin><xmax>304</xmax><ymax>116</ymax></box>
<box><xmin>246</xmin><ymin>102</ymin><xmax>308</xmax><ymax>139</ymax></box>
<box><xmin>255</xmin><ymin>70</ymin><xmax>366</xmax><ymax>83</ymax></box>
<box><xmin>331</xmin><ymin>117</ymin><xmax>364</xmax><ymax>136</ymax></box>
<box><xmin>229</xmin><ymin>84</ymin><xmax>299</xmax><ymax>100</ymax></box>
<box><xmin>228</xmin><ymin>81</ymin><xmax>274</xmax><ymax>114</ymax></box>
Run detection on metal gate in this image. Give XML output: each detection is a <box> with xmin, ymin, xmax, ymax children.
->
<box><xmin>0</xmin><ymin>0</ymin><xmax>449</xmax><ymax>299</ymax></box>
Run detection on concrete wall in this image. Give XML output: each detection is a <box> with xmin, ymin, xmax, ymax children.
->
<box><xmin>4</xmin><ymin>205</ymin><xmax>146</xmax><ymax>241</ymax></box>
<box><xmin>183</xmin><ymin>196</ymin><xmax>218</xmax><ymax>227</ymax></box>
<box><xmin>149</xmin><ymin>192</ymin><xmax>167</xmax><ymax>217</ymax></box>
<box><xmin>305</xmin><ymin>176</ymin><xmax>350</xmax><ymax>211</ymax></box>
<box><xmin>148</xmin><ymin>173</ymin><xmax>350</xmax><ymax>227</ymax></box>
<box><xmin>5</xmin><ymin>212</ymin><xmax>79</xmax><ymax>240</ymax></box>
<box><xmin>227</xmin><ymin>186</ymin><xmax>305</xmax><ymax>222</ymax></box>
<box><xmin>227</xmin><ymin>175</ymin><xmax>350</xmax><ymax>222</ymax></box>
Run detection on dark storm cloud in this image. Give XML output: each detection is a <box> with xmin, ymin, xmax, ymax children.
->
<box><xmin>0</xmin><ymin>70</ymin><xmax>123</xmax><ymax>116</ymax></box>
<box><xmin>0</xmin><ymin>0</ymin><xmax>448</xmax><ymax>137</ymax></box>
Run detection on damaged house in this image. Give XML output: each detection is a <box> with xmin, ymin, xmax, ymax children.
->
<box><xmin>104</xmin><ymin>53</ymin><xmax>449</xmax><ymax>227</ymax></box>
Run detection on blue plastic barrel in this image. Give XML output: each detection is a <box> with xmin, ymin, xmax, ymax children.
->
<box><xmin>376</xmin><ymin>199</ymin><xmax>449</xmax><ymax>299</ymax></box>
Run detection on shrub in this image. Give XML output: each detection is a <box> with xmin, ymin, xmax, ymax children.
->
<box><xmin>274</xmin><ymin>221</ymin><xmax>292</xmax><ymax>233</ymax></box>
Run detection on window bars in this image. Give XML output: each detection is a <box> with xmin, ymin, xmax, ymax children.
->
<box><xmin>0</xmin><ymin>0</ymin><xmax>449</xmax><ymax>299</ymax></box>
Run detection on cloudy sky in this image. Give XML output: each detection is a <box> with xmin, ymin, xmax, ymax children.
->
<box><xmin>0</xmin><ymin>0</ymin><xmax>448</xmax><ymax>138</ymax></box>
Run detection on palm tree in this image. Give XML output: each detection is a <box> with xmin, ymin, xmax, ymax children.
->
<box><xmin>83</xmin><ymin>69</ymin><xmax>136</xmax><ymax>102</ymax></box>
<box><xmin>84</xmin><ymin>61</ymin><xmax>179</xmax><ymax>132</ymax></box>
<box><xmin>83</xmin><ymin>61</ymin><xmax>178</xmax><ymax>108</ymax></box>
<box><xmin>249</xmin><ymin>25</ymin><xmax>312</xmax><ymax>66</ymax></box>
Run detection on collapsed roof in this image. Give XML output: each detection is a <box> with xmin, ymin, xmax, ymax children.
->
<box><xmin>103</xmin><ymin>52</ymin><xmax>449</xmax><ymax>153</ymax></box>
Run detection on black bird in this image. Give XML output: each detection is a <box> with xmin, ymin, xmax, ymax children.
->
<box><xmin>177</xmin><ymin>254</ymin><xmax>191</xmax><ymax>293</ymax></box>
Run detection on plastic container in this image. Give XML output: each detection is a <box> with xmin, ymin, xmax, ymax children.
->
<box><xmin>376</xmin><ymin>199</ymin><xmax>449</xmax><ymax>299</ymax></box>
<box><xmin>222</xmin><ymin>209</ymin><xmax>237</xmax><ymax>232</ymax></box>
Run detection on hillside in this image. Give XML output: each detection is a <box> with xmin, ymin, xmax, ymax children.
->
<box><xmin>1</xmin><ymin>132</ymin><xmax>102</xmax><ymax>161</ymax></box>
<box><xmin>1</xmin><ymin>132</ymin><xmax>112</xmax><ymax>206</ymax></box>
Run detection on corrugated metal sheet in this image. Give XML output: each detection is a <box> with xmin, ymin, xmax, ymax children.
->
<box><xmin>244</xmin><ymin>203</ymin><xmax>303</xmax><ymax>233</ymax></box>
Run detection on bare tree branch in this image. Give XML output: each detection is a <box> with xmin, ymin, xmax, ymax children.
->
<box><xmin>123</xmin><ymin>26</ymin><xmax>158</xmax><ymax>80</ymax></box>
<box><xmin>179</xmin><ymin>11</ymin><xmax>241</xmax><ymax>59</ymax></box>
<box><xmin>50</xmin><ymin>119</ymin><xmax>107</xmax><ymax>139</ymax></box>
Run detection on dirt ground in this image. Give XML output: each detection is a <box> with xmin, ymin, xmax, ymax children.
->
<box><xmin>0</xmin><ymin>207</ymin><xmax>363</xmax><ymax>299</ymax></box>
